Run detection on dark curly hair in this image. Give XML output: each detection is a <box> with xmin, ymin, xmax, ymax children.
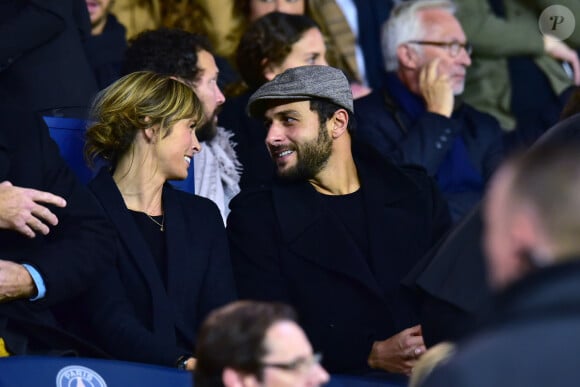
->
<box><xmin>236</xmin><ymin>12</ymin><xmax>319</xmax><ymax>90</ymax></box>
<box><xmin>122</xmin><ymin>28</ymin><xmax>213</xmax><ymax>83</ymax></box>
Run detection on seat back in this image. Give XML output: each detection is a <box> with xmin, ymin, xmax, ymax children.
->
<box><xmin>43</xmin><ymin>116</ymin><xmax>196</xmax><ymax>192</ymax></box>
<box><xmin>43</xmin><ymin>116</ymin><xmax>93</xmax><ymax>185</ymax></box>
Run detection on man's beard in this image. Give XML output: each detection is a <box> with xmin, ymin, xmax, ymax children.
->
<box><xmin>277</xmin><ymin>123</ymin><xmax>333</xmax><ymax>181</ymax></box>
<box><xmin>196</xmin><ymin>110</ymin><xmax>220</xmax><ymax>142</ymax></box>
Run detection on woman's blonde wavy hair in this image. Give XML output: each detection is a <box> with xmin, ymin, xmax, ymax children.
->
<box><xmin>85</xmin><ymin>71</ymin><xmax>204</xmax><ymax>169</ymax></box>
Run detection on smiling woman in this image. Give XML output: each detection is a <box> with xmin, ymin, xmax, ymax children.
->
<box><xmin>85</xmin><ymin>71</ymin><xmax>204</xmax><ymax>179</ymax></box>
<box><xmin>57</xmin><ymin>71</ymin><xmax>237</xmax><ymax>370</ymax></box>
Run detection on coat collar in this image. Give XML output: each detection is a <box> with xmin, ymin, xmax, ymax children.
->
<box><xmin>495</xmin><ymin>260</ymin><xmax>580</xmax><ymax>318</ymax></box>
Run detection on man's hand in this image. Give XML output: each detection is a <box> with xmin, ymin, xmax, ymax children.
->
<box><xmin>0</xmin><ymin>181</ymin><xmax>67</xmax><ymax>238</ymax></box>
<box><xmin>544</xmin><ymin>35</ymin><xmax>580</xmax><ymax>85</ymax></box>
<box><xmin>0</xmin><ymin>260</ymin><xmax>36</xmax><ymax>302</ymax></box>
<box><xmin>367</xmin><ymin>324</ymin><xmax>426</xmax><ymax>376</ymax></box>
<box><xmin>419</xmin><ymin>58</ymin><xmax>454</xmax><ymax>117</ymax></box>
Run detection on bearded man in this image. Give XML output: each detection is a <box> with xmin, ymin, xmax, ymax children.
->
<box><xmin>226</xmin><ymin>65</ymin><xmax>451</xmax><ymax>378</ymax></box>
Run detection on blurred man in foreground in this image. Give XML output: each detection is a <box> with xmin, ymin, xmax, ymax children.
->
<box><xmin>195</xmin><ymin>300</ymin><xmax>329</xmax><ymax>387</ymax></box>
<box><xmin>421</xmin><ymin>138</ymin><xmax>580</xmax><ymax>386</ymax></box>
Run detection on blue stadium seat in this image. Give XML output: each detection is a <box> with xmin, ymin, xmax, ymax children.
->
<box><xmin>43</xmin><ymin>116</ymin><xmax>196</xmax><ymax>192</ymax></box>
<box><xmin>43</xmin><ymin>116</ymin><xmax>93</xmax><ymax>185</ymax></box>
<box><xmin>0</xmin><ymin>356</ymin><xmax>407</xmax><ymax>387</ymax></box>
<box><xmin>0</xmin><ymin>356</ymin><xmax>192</xmax><ymax>387</ymax></box>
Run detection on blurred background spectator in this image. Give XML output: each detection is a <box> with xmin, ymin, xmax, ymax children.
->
<box><xmin>0</xmin><ymin>0</ymin><xmax>98</xmax><ymax>119</ymax></box>
<box><xmin>110</xmin><ymin>0</ymin><xmax>160</xmax><ymax>40</ymax></box>
<box><xmin>454</xmin><ymin>0</ymin><xmax>580</xmax><ymax>148</ymax></box>
<box><xmin>308</xmin><ymin>0</ymin><xmax>393</xmax><ymax>93</ymax></box>
<box><xmin>354</xmin><ymin>0</ymin><xmax>504</xmax><ymax>222</ymax></box>
<box><xmin>85</xmin><ymin>0</ymin><xmax>127</xmax><ymax>89</ymax></box>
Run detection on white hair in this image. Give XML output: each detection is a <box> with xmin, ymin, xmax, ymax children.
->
<box><xmin>382</xmin><ymin>0</ymin><xmax>457</xmax><ymax>72</ymax></box>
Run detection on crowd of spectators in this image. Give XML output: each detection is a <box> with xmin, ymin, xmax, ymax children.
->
<box><xmin>1</xmin><ymin>0</ymin><xmax>579</xmax><ymax>386</ymax></box>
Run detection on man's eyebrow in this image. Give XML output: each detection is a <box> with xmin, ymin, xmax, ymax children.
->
<box><xmin>272</xmin><ymin>109</ymin><xmax>301</xmax><ymax>118</ymax></box>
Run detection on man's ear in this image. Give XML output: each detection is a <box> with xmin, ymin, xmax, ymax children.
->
<box><xmin>511</xmin><ymin>204</ymin><xmax>553</xmax><ymax>266</ymax></box>
<box><xmin>397</xmin><ymin>44</ymin><xmax>419</xmax><ymax>69</ymax></box>
<box><xmin>222</xmin><ymin>368</ymin><xmax>259</xmax><ymax>387</ymax></box>
<box><xmin>511</xmin><ymin>206</ymin><xmax>538</xmax><ymax>249</ymax></box>
<box><xmin>330</xmin><ymin>109</ymin><xmax>349</xmax><ymax>139</ymax></box>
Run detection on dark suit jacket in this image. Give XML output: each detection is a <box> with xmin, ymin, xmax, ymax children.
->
<box><xmin>62</xmin><ymin>169</ymin><xmax>237</xmax><ymax>367</ymax></box>
<box><xmin>354</xmin><ymin>86</ymin><xmax>504</xmax><ymax>220</ymax></box>
<box><xmin>0</xmin><ymin>0</ymin><xmax>98</xmax><ymax>118</ymax></box>
<box><xmin>354</xmin><ymin>89</ymin><xmax>504</xmax><ymax>179</ymax></box>
<box><xmin>0</xmin><ymin>103</ymin><xmax>115</xmax><ymax>355</ymax></box>
<box><xmin>227</xmin><ymin>144</ymin><xmax>451</xmax><ymax>375</ymax></box>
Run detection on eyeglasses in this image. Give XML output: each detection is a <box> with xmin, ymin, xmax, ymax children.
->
<box><xmin>261</xmin><ymin>353</ymin><xmax>323</xmax><ymax>374</ymax></box>
<box><xmin>406</xmin><ymin>40</ymin><xmax>472</xmax><ymax>57</ymax></box>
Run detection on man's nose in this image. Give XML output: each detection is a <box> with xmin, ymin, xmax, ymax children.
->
<box><xmin>458</xmin><ymin>46</ymin><xmax>471</xmax><ymax>66</ymax></box>
<box><xmin>216</xmin><ymin>85</ymin><xmax>226</xmax><ymax>105</ymax></box>
<box><xmin>265</xmin><ymin>122</ymin><xmax>284</xmax><ymax>145</ymax></box>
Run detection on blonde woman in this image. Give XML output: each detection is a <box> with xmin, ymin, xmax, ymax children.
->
<box><xmin>61</xmin><ymin>71</ymin><xmax>237</xmax><ymax>369</ymax></box>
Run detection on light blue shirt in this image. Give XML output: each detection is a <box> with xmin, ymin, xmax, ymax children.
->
<box><xmin>22</xmin><ymin>264</ymin><xmax>46</xmax><ymax>301</ymax></box>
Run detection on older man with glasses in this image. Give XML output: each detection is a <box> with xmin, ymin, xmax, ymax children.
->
<box><xmin>195</xmin><ymin>301</ymin><xmax>330</xmax><ymax>387</ymax></box>
<box><xmin>354</xmin><ymin>0</ymin><xmax>505</xmax><ymax>223</ymax></box>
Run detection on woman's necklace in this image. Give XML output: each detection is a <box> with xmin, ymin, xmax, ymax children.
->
<box><xmin>146</xmin><ymin>213</ymin><xmax>164</xmax><ymax>232</ymax></box>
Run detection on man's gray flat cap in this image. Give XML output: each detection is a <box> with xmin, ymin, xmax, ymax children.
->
<box><xmin>247</xmin><ymin>65</ymin><xmax>354</xmax><ymax>118</ymax></box>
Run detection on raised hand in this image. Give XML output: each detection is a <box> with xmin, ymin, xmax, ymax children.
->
<box><xmin>0</xmin><ymin>181</ymin><xmax>67</xmax><ymax>238</ymax></box>
<box><xmin>419</xmin><ymin>58</ymin><xmax>454</xmax><ymax>117</ymax></box>
<box><xmin>544</xmin><ymin>35</ymin><xmax>580</xmax><ymax>85</ymax></box>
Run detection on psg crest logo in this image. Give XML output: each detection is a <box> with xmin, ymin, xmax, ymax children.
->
<box><xmin>56</xmin><ymin>365</ymin><xmax>107</xmax><ymax>387</ymax></box>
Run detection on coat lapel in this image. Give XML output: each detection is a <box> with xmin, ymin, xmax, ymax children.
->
<box><xmin>163</xmin><ymin>187</ymin><xmax>206</xmax><ymax>345</ymax></box>
<box><xmin>89</xmin><ymin>169</ymin><xmax>175</xmax><ymax>337</ymax></box>
<box><xmin>359</xmin><ymin>160</ymin><xmax>422</xmax><ymax>295</ymax></box>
